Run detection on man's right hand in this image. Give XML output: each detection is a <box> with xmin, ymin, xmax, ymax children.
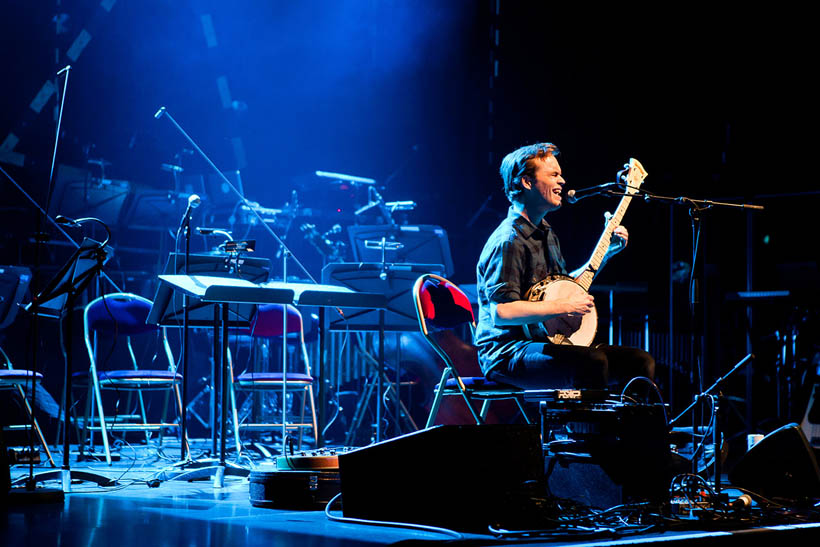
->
<box><xmin>561</xmin><ymin>293</ymin><xmax>595</xmax><ymax>316</ymax></box>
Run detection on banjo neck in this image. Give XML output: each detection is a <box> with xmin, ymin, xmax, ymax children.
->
<box><xmin>574</xmin><ymin>158</ymin><xmax>648</xmax><ymax>291</ymax></box>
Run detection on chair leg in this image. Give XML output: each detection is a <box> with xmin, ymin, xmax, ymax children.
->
<box><xmin>229</xmin><ymin>378</ymin><xmax>242</xmax><ymax>457</ymax></box>
<box><xmin>92</xmin><ymin>377</ymin><xmax>112</xmax><ymax>466</ymax></box>
<box><xmin>425</xmin><ymin>386</ymin><xmax>445</xmax><ymax>429</ymax></box>
<box><xmin>307</xmin><ymin>384</ymin><xmax>319</xmax><ymax>447</ymax></box>
<box><xmin>172</xmin><ymin>382</ymin><xmax>188</xmax><ymax>457</ymax></box>
<box><xmin>158</xmin><ymin>389</ymin><xmax>171</xmax><ymax>446</ymax></box>
<box><xmin>295</xmin><ymin>387</ymin><xmax>306</xmax><ymax>450</ymax></box>
<box><xmin>81</xmin><ymin>382</ymin><xmax>93</xmax><ymax>454</ymax></box>
<box><xmin>514</xmin><ymin>398</ymin><xmax>531</xmax><ymax>424</ymax></box>
<box><xmin>136</xmin><ymin>390</ymin><xmax>152</xmax><ymax>446</ymax></box>
<box><xmin>14</xmin><ymin>385</ymin><xmax>56</xmax><ymax>467</ymax></box>
<box><xmin>479</xmin><ymin>399</ymin><xmax>491</xmax><ymax>421</ymax></box>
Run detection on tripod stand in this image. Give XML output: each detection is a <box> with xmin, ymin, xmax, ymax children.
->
<box><xmin>344</xmin><ymin>335</ymin><xmax>418</xmax><ymax>446</ymax></box>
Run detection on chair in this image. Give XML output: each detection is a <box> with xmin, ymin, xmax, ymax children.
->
<box><xmin>412</xmin><ymin>273</ymin><xmax>530</xmax><ymax>428</ymax></box>
<box><xmin>0</xmin><ymin>347</ymin><xmax>55</xmax><ymax>466</ymax></box>
<box><xmin>80</xmin><ymin>292</ymin><xmax>183</xmax><ymax>465</ymax></box>
<box><xmin>228</xmin><ymin>303</ymin><xmax>318</xmax><ymax>453</ymax></box>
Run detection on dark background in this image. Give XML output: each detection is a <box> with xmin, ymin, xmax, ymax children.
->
<box><xmin>1</xmin><ymin>2</ymin><xmax>817</xmax><ymax>442</ymax></box>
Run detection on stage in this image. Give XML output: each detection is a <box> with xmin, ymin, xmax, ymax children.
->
<box><xmin>2</xmin><ymin>2</ymin><xmax>819</xmax><ymax>546</ymax></box>
<box><xmin>4</xmin><ymin>437</ymin><xmax>820</xmax><ymax>547</ymax></box>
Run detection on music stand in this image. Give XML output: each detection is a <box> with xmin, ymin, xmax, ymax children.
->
<box><xmin>50</xmin><ymin>164</ymin><xmax>130</xmax><ymax>229</ymax></box>
<box><xmin>348</xmin><ymin>225</ymin><xmax>455</xmax><ymax>276</ymax></box>
<box><xmin>323</xmin><ymin>262</ymin><xmax>444</xmax><ymax>332</ymax></box>
<box><xmin>17</xmin><ymin>238</ymin><xmax>116</xmax><ymax>491</ymax></box>
<box><xmin>148</xmin><ymin>253</ymin><xmax>271</xmax><ymax>328</ymax></box>
<box><xmin>322</xmin><ymin>262</ymin><xmax>444</xmax><ymax>442</ymax></box>
<box><xmin>147</xmin><ymin>252</ymin><xmax>270</xmax><ymax>472</ymax></box>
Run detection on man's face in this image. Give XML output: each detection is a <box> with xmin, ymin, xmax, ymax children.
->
<box><xmin>526</xmin><ymin>154</ymin><xmax>565</xmax><ymax>212</ymax></box>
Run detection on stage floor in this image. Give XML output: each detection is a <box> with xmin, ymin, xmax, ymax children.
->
<box><xmin>3</xmin><ymin>438</ymin><xmax>820</xmax><ymax>547</ymax></box>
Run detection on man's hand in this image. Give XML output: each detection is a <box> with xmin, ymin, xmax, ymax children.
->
<box><xmin>560</xmin><ymin>293</ymin><xmax>595</xmax><ymax>317</ymax></box>
<box><xmin>608</xmin><ymin>225</ymin><xmax>628</xmax><ymax>255</ymax></box>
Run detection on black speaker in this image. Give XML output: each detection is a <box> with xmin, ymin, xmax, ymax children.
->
<box><xmin>338</xmin><ymin>425</ymin><xmax>543</xmax><ymax>532</ymax></box>
<box><xmin>729</xmin><ymin>423</ymin><xmax>820</xmax><ymax>502</ymax></box>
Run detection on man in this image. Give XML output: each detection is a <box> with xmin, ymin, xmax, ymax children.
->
<box><xmin>475</xmin><ymin>142</ymin><xmax>654</xmax><ymax>390</ymax></box>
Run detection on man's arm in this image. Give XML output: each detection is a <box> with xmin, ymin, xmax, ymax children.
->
<box><xmin>569</xmin><ymin>225</ymin><xmax>629</xmax><ymax>279</ymax></box>
<box><xmin>493</xmin><ymin>292</ymin><xmax>595</xmax><ymax>326</ymax></box>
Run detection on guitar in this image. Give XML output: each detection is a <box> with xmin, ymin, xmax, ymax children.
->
<box><xmin>522</xmin><ymin>158</ymin><xmax>648</xmax><ymax>345</ymax></box>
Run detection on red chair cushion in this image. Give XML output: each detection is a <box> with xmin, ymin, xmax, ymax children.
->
<box><xmin>419</xmin><ymin>278</ymin><xmax>474</xmax><ymax>328</ymax></box>
<box><xmin>240</xmin><ymin>304</ymin><xmax>303</xmax><ymax>338</ymax></box>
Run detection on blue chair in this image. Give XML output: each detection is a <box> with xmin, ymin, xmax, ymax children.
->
<box><xmin>228</xmin><ymin>303</ymin><xmax>318</xmax><ymax>452</ymax></box>
<box><xmin>0</xmin><ymin>346</ymin><xmax>55</xmax><ymax>466</ymax></box>
<box><xmin>413</xmin><ymin>274</ymin><xmax>530</xmax><ymax>428</ymax></box>
<box><xmin>80</xmin><ymin>293</ymin><xmax>182</xmax><ymax>465</ymax></box>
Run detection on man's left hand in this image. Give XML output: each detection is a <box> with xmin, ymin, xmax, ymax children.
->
<box><xmin>609</xmin><ymin>225</ymin><xmax>628</xmax><ymax>254</ymax></box>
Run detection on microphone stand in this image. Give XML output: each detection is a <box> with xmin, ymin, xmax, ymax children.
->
<box><xmin>2</xmin><ymin>66</ymin><xmax>120</xmax><ymax>501</ymax></box>
<box><xmin>154</xmin><ymin>108</ymin><xmax>326</xmax><ymax>472</ymax></box>
<box><xmin>615</xmin><ymin>187</ymin><xmax>764</xmax><ymax>490</ymax></box>
<box><xmin>178</xmin><ymin>200</ymin><xmax>195</xmax><ymax>462</ymax></box>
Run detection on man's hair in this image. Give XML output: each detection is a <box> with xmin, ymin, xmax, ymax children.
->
<box><xmin>499</xmin><ymin>142</ymin><xmax>559</xmax><ymax>203</ymax></box>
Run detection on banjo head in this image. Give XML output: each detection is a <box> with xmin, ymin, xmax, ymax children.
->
<box><xmin>523</xmin><ymin>276</ymin><xmax>597</xmax><ymax>345</ymax></box>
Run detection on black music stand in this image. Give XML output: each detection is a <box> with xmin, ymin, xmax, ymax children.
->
<box><xmin>323</xmin><ymin>263</ymin><xmax>444</xmax><ymax>332</ymax></box>
<box><xmin>348</xmin><ymin>224</ymin><xmax>454</xmax><ymax>276</ymax></box>
<box><xmin>16</xmin><ymin>238</ymin><xmax>116</xmax><ymax>492</ymax></box>
<box><xmin>148</xmin><ymin>275</ymin><xmax>260</xmax><ymax>487</ymax></box>
<box><xmin>150</xmin><ymin>276</ymin><xmax>386</xmax><ymax>485</ymax></box>
<box><xmin>322</xmin><ymin>262</ymin><xmax>444</xmax><ymax>443</ymax></box>
<box><xmin>148</xmin><ymin>252</ymin><xmax>271</xmax><ymax>461</ymax></box>
<box><xmin>148</xmin><ymin>253</ymin><xmax>270</xmax><ymax>327</ymax></box>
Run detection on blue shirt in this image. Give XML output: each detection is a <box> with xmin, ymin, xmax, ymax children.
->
<box><xmin>474</xmin><ymin>207</ymin><xmax>567</xmax><ymax>374</ymax></box>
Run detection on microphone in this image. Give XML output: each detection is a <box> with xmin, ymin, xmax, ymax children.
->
<box><xmin>55</xmin><ymin>215</ymin><xmax>81</xmax><ymax>227</ymax></box>
<box><xmin>178</xmin><ymin>194</ymin><xmax>201</xmax><ymax>232</ymax></box>
<box><xmin>566</xmin><ymin>182</ymin><xmax>622</xmax><ymax>204</ymax></box>
<box><xmin>154</xmin><ymin>107</ymin><xmax>166</xmax><ymax>119</ymax></box>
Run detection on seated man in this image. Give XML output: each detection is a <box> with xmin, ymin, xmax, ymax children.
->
<box><xmin>475</xmin><ymin>142</ymin><xmax>654</xmax><ymax>390</ymax></box>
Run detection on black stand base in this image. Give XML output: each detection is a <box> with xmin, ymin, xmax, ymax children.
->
<box><xmin>5</xmin><ymin>485</ymin><xmax>65</xmax><ymax>506</ymax></box>
<box><xmin>154</xmin><ymin>458</ymin><xmax>249</xmax><ymax>488</ymax></box>
<box><xmin>11</xmin><ymin>468</ymin><xmax>117</xmax><ymax>493</ymax></box>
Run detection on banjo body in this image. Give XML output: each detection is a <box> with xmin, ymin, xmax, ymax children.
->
<box><xmin>521</xmin><ymin>275</ymin><xmax>598</xmax><ymax>346</ymax></box>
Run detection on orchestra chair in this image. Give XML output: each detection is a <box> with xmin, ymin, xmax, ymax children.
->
<box><xmin>228</xmin><ymin>303</ymin><xmax>318</xmax><ymax>453</ymax></box>
<box><xmin>79</xmin><ymin>293</ymin><xmax>183</xmax><ymax>465</ymax></box>
<box><xmin>413</xmin><ymin>274</ymin><xmax>530</xmax><ymax>428</ymax></box>
<box><xmin>0</xmin><ymin>347</ymin><xmax>55</xmax><ymax>466</ymax></box>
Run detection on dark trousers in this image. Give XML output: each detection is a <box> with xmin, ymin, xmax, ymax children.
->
<box><xmin>487</xmin><ymin>342</ymin><xmax>655</xmax><ymax>391</ymax></box>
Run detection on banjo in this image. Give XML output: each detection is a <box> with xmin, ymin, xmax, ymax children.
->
<box><xmin>521</xmin><ymin>158</ymin><xmax>648</xmax><ymax>346</ymax></box>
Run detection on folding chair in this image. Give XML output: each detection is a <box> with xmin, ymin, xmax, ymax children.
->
<box><xmin>412</xmin><ymin>273</ymin><xmax>530</xmax><ymax>427</ymax></box>
<box><xmin>228</xmin><ymin>304</ymin><xmax>318</xmax><ymax>453</ymax></box>
<box><xmin>80</xmin><ymin>292</ymin><xmax>183</xmax><ymax>465</ymax></box>
<box><xmin>0</xmin><ymin>346</ymin><xmax>55</xmax><ymax>466</ymax></box>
